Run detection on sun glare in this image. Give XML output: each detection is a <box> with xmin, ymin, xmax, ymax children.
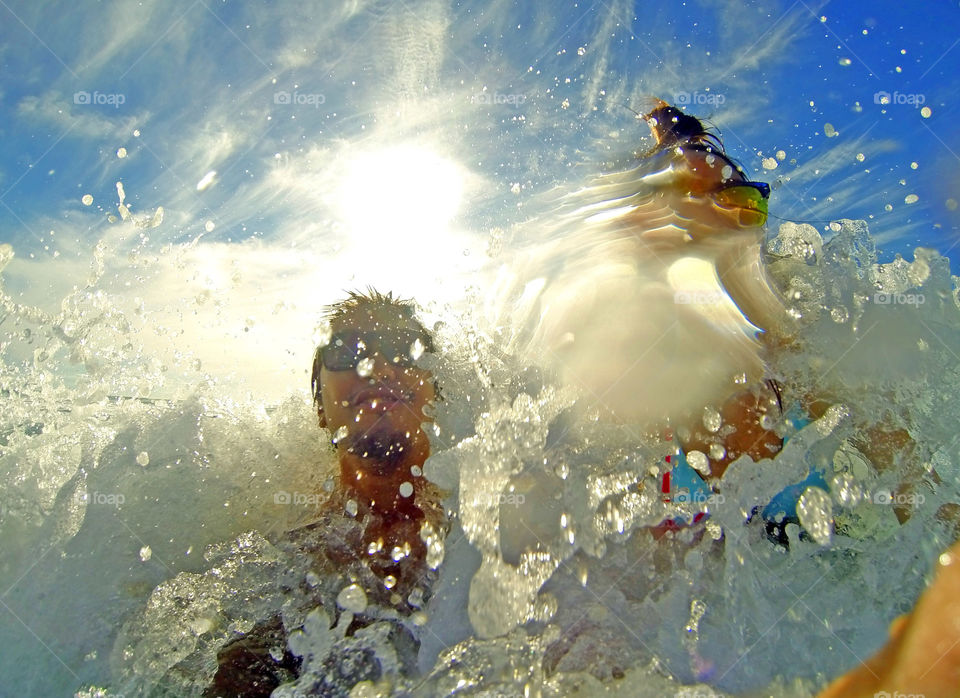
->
<box><xmin>337</xmin><ymin>144</ymin><xmax>464</xmax><ymax>239</ymax></box>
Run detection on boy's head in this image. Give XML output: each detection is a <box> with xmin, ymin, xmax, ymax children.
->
<box><xmin>311</xmin><ymin>290</ymin><xmax>436</xmax><ymax>510</ymax></box>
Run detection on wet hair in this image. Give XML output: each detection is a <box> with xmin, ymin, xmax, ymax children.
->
<box><xmin>644</xmin><ymin>101</ymin><xmax>725</xmax><ymax>152</ymax></box>
<box><xmin>310</xmin><ymin>288</ymin><xmax>433</xmax><ymax>422</ymax></box>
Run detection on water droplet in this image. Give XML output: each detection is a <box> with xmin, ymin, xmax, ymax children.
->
<box><xmin>356</xmin><ymin>357</ymin><xmax>374</xmax><ymax>377</ymax></box>
<box><xmin>920</xmin><ymin>106</ymin><xmax>932</xmax><ymax>118</ymax></box>
<box><xmin>577</xmin><ymin>46</ymin><xmax>586</xmax><ymax>56</ymax></box>
<box><xmin>702</xmin><ymin>406</ymin><xmax>722</xmax><ymax>433</ymax></box>
<box><xmin>762</xmin><ymin>157</ymin><xmax>778</xmax><ymax>170</ymax></box>
<box><xmin>337</xmin><ymin>583</ymin><xmax>368</xmax><ymax>613</ymax></box>
<box><xmin>797</xmin><ymin>487</ymin><xmax>833</xmax><ymax>545</ymax></box>
<box><xmin>776</xmin><ymin>150</ymin><xmax>786</xmax><ymax>161</ymax></box>
<box><xmin>383</xmin><ymin>575</ymin><xmax>397</xmax><ymax>589</ymax></box>
<box><xmin>410</xmin><ymin>465</ymin><xmax>422</xmax><ymax>477</ymax></box>
<box><xmin>136</xmin><ymin>451</ymin><xmax>150</xmax><ymax>467</ymax></box>
<box><xmin>204</xmin><ymin>220</ymin><xmax>215</xmax><ymax>232</ymax></box>
<box><xmin>686</xmin><ymin>450</ymin><xmax>710</xmax><ymax>476</ymax></box>
<box><xmin>409</xmin><ymin>337</ymin><xmax>425</xmax><ymax>360</ymax></box>
<box><xmin>856</xmin><ymin>153</ymin><xmax>865</xmax><ymax>162</ymax></box>
<box><xmin>830</xmin><ymin>472</ymin><xmax>862</xmax><ymax>507</ymax></box>
<box><xmin>399</xmin><ymin>481</ymin><xmax>413</xmax><ymax>498</ymax></box>
<box><xmin>823</xmin><ymin>123</ymin><xmax>838</xmax><ymax>138</ymax></box>
<box><xmin>81</xmin><ymin>194</ymin><xmax>93</xmax><ymax>206</ymax></box>
<box><xmin>421</xmin><ymin>522</ymin><xmax>445</xmax><ymax>569</ymax></box>
<box><xmin>332</xmin><ymin>425</ymin><xmax>349</xmax><ymax>444</ymax></box>
<box><xmin>905</xmin><ymin>194</ymin><xmax>919</xmax><ymax>204</ymax></box>
<box><xmin>838</xmin><ymin>57</ymin><xmax>852</xmax><ymax>66</ymax></box>
<box><xmin>830</xmin><ymin>306</ymin><xmax>849</xmax><ymax>323</ymax></box>
<box><xmin>117</xmin><ymin>147</ymin><xmax>127</xmax><ymax>159</ymax></box>
<box><xmin>139</xmin><ymin>546</ymin><xmax>152</xmax><ymax>562</ymax></box>
<box><xmin>708</xmin><ymin>443</ymin><xmax>726</xmax><ymax>461</ymax></box>
<box><xmin>345</xmin><ymin>499</ymin><xmax>358</xmax><ymax>517</ymax></box>
<box><xmin>196</xmin><ymin>170</ymin><xmax>217</xmax><ymax>191</ymax></box>
<box><xmin>721</xmin><ymin>164</ymin><xmax>733</xmax><ymax>180</ymax></box>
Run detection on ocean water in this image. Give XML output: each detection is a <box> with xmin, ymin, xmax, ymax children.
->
<box><xmin>1</xmin><ymin>1</ymin><xmax>959</xmax><ymax>697</ymax></box>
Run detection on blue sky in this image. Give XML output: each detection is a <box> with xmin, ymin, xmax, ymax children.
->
<box><xmin>0</xmin><ymin>0</ymin><xmax>958</xmax><ymax>396</ymax></box>
<box><xmin>1</xmin><ymin>0</ymin><xmax>957</xmax><ymax>251</ymax></box>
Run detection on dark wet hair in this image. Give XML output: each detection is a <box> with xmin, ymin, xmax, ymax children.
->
<box><xmin>644</xmin><ymin>100</ymin><xmax>757</xmax><ymax>185</ymax></box>
<box><xmin>645</xmin><ymin>103</ymin><xmax>720</xmax><ymax>149</ymax></box>
<box><xmin>311</xmin><ymin>288</ymin><xmax>434</xmax><ymax>422</ymax></box>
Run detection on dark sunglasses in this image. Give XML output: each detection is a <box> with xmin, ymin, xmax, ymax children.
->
<box><xmin>320</xmin><ymin>329</ymin><xmax>433</xmax><ymax>371</ymax></box>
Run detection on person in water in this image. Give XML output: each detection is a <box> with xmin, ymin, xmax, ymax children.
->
<box><xmin>310</xmin><ymin>289</ymin><xmax>445</xmax><ymax>584</ymax></box>
<box><xmin>205</xmin><ymin>290</ymin><xmax>444</xmax><ymax>697</ymax></box>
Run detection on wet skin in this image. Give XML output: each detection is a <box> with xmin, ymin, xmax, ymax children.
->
<box><xmin>314</xmin><ymin>307</ymin><xmax>441</xmax><ymax>589</ymax></box>
<box><xmin>318</xmin><ymin>346</ymin><xmax>435</xmax><ymax>516</ymax></box>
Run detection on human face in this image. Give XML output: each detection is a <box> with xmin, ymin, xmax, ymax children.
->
<box><xmin>317</xmin><ymin>311</ymin><xmax>435</xmax><ymax>506</ymax></box>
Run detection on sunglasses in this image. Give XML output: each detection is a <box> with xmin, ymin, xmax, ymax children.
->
<box><xmin>320</xmin><ymin>329</ymin><xmax>433</xmax><ymax>371</ymax></box>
